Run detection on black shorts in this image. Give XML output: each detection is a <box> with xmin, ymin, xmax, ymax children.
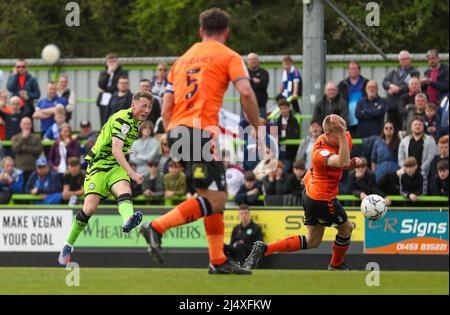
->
<box><xmin>302</xmin><ymin>190</ymin><xmax>348</xmax><ymax>227</ymax></box>
<box><xmin>167</xmin><ymin>126</ymin><xmax>226</xmax><ymax>192</ymax></box>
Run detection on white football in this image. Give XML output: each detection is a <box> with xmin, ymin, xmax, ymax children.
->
<box><xmin>361</xmin><ymin>194</ymin><xmax>387</xmax><ymax>221</ymax></box>
<box><xmin>41</xmin><ymin>44</ymin><xmax>61</xmax><ymax>65</ymax></box>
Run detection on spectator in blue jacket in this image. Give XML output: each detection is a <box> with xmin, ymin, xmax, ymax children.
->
<box><xmin>0</xmin><ymin>157</ymin><xmax>24</xmax><ymax>204</ymax></box>
<box><xmin>355</xmin><ymin>80</ymin><xmax>387</xmax><ymax>138</ymax></box>
<box><xmin>25</xmin><ymin>157</ymin><xmax>63</xmax><ymax>204</ymax></box>
<box><xmin>32</xmin><ymin>81</ymin><xmax>67</xmax><ymax>135</ymax></box>
<box><xmin>6</xmin><ymin>59</ymin><xmax>41</xmax><ymax>118</ymax></box>
<box><xmin>371</xmin><ymin>121</ymin><xmax>400</xmax><ymax>181</ymax></box>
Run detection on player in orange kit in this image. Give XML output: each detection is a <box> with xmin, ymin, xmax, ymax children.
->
<box><xmin>139</xmin><ymin>8</ymin><xmax>262</xmax><ymax>274</ymax></box>
<box><xmin>244</xmin><ymin>114</ymin><xmax>363</xmax><ymax>270</ymax></box>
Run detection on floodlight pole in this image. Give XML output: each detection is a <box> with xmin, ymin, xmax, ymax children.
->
<box><xmin>302</xmin><ymin>0</ymin><xmax>326</xmax><ymax>116</ymax></box>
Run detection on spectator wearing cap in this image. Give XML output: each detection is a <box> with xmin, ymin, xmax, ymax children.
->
<box><xmin>338</xmin><ymin>60</ymin><xmax>369</xmax><ymax>137</ymax></box>
<box><xmin>33</xmin><ymin>81</ymin><xmax>67</xmax><ymax>135</ymax></box>
<box><xmin>0</xmin><ymin>157</ymin><xmax>24</xmax><ymax>204</ymax></box>
<box><xmin>0</xmin><ymin>96</ymin><xmax>25</xmax><ymax>140</ymax></box>
<box><xmin>348</xmin><ymin>157</ymin><xmax>376</xmax><ymax>201</ymax></box>
<box><xmin>276</xmin><ymin>99</ymin><xmax>299</xmax><ymax>172</ymax></box>
<box><xmin>62</xmin><ymin>157</ymin><xmax>85</xmax><ymax>204</ymax></box>
<box><xmin>97</xmin><ymin>53</ymin><xmax>128</xmax><ymax>125</ymax></box>
<box><xmin>25</xmin><ymin>157</ymin><xmax>63</xmax><ymax>204</ymax></box>
<box><xmin>398</xmin><ymin>117</ymin><xmax>438</xmax><ymax>176</ymax></box>
<box><xmin>400</xmin><ymin>157</ymin><xmax>426</xmax><ymax>203</ymax></box>
<box><xmin>224</xmin><ymin>204</ymin><xmax>263</xmax><ymax>265</ymax></box>
<box><xmin>73</xmin><ymin>120</ymin><xmax>99</xmax><ymax>158</ymax></box>
<box><xmin>421</xmin><ymin>49</ymin><xmax>449</xmax><ymax>105</ymax></box>
<box><xmin>11</xmin><ymin>117</ymin><xmax>43</xmax><ymax>185</ymax></box>
<box><xmin>6</xmin><ymin>59</ymin><xmax>41</xmax><ymax>118</ymax></box>
<box><xmin>142</xmin><ymin>160</ymin><xmax>165</xmax><ymax>201</ymax></box>
<box><xmin>355</xmin><ymin>80</ymin><xmax>387</xmax><ymax>138</ymax></box>
<box><xmin>296</xmin><ymin>120</ymin><xmax>323</xmax><ymax>169</ymax></box>
<box><xmin>129</xmin><ymin>121</ymin><xmax>160</xmax><ymax>176</ymax></box>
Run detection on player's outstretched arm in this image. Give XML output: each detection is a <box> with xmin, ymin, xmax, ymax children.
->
<box><xmin>112</xmin><ymin>137</ymin><xmax>144</xmax><ymax>184</ymax></box>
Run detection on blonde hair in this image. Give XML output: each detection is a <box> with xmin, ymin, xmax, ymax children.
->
<box><xmin>322</xmin><ymin>114</ymin><xmax>346</xmax><ymax>133</ymax></box>
<box><xmin>159</xmin><ymin>134</ymin><xmax>168</xmax><ymax>155</ymax></box>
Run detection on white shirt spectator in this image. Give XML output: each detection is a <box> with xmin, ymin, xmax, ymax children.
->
<box><xmin>226</xmin><ymin>167</ymin><xmax>245</xmax><ymax>197</ymax></box>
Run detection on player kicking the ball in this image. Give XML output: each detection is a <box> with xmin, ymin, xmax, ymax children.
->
<box><xmin>58</xmin><ymin>91</ymin><xmax>153</xmax><ymax>266</ymax></box>
<box><xmin>244</xmin><ymin>114</ymin><xmax>362</xmax><ymax>271</ymax></box>
<box><xmin>139</xmin><ymin>8</ymin><xmax>261</xmax><ymax>275</ymax></box>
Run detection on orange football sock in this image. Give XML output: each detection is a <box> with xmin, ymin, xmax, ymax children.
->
<box><xmin>151</xmin><ymin>197</ymin><xmax>211</xmax><ymax>235</ymax></box>
<box><xmin>330</xmin><ymin>235</ymin><xmax>351</xmax><ymax>267</ymax></box>
<box><xmin>265</xmin><ymin>235</ymin><xmax>306</xmax><ymax>256</ymax></box>
<box><xmin>203</xmin><ymin>213</ymin><xmax>227</xmax><ymax>265</ymax></box>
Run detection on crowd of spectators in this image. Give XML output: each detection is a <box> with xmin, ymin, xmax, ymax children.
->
<box><xmin>0</xmin><ymin>49</ymin><xmax>448</xmax><ymax>206</ymax></box>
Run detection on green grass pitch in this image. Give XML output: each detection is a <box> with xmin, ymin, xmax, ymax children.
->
<box><xmin>0</xmin><ymin>268</ymin><xmax>447</xmax><ymax>295</ymax></box>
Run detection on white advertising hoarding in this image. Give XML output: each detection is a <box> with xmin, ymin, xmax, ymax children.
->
<box><xmin>0</xmin><ymin>210</ymin><xmax>73</xmax><ymax>252</ymax></box>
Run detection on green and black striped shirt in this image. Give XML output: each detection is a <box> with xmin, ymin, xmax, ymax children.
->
<box><xmin>85</xmin><ymin>108</ymin><xmax>140</xmax><ymax>166</ymax></box>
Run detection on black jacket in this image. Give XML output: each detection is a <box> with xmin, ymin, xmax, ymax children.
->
<box><xmin>287</xmin><ymin>174</ymin><xmax>304</xmax><ymax>197</ymax></box>
<box><xmin>98</xmin><ymin>65</ymin><xmax>128</xmax><ymax>94</ymax></box>
<box><xmin>348</xmin><ymin>169</ymin><xmax>376</xmax><ymax>197</ymax></box>
<box><xmin>430</xmin><ymin>174</ymin><xmax>449</xmax><ymax>196</ymax></box>
<box><xmin>262</xmin><ymin>173</ymin><xmax>290</xmax><ymax>196</ymax></box>
<box><xmin>235</xmin><ymin>182</ymin><xmax>262</xmax><ymax>206</ymax></box>
<box><xmin>313</xmin><ymin>95</ymin><xmax>348</xmax><ymax>126</ymax></box>
<box><xmin>382</xmin><ymin>66</ymin><xmax>420</xmax><ymax>110</ymax></box>
<box><xmin>277</xmin><ymin>113</ymin><xmax>300</xmax><ymax>159</ymax></box>
<box><xmin>230</xmin><ymin>220</ymin><xmax>263</xmax><ymax>247</ymax></box>
<box><xmin>248</xmin><ymin>67</ymin><xmax>269</xmax><ymax>109</ymax></box>
<box><xmin>376</xmin><ymin>171</ymin><xmax>400</xmax><ymax>197</ymax></box>
<box><xmin>400</xmin><ymin>168</ymin><xmax>424</xmax><ymax>197</ymax></box>
<box><xmin>423</xmin><ymin>64</ymin><xmax>449</xmax><ymax>101</ymax></box>
<box><xmin>107</xmin><ymin>90</ymin><xmax>133</xmax><ymax>118</ymax></box>
<box><xmin>338</xmin><ymin>76</ymin><xmax>369</xmax><ymax>104</ymax></box>
<box><xmin>0</xmin><ymin>111</ymin><xmax>24</xmax><ymax>140</ymax></box>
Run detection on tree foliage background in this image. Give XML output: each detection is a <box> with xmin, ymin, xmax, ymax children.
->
<box><xmin>0</xmin><ymin>0</ymin><xmax>448</xmax><ymax>58</ymax></box>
